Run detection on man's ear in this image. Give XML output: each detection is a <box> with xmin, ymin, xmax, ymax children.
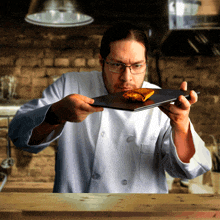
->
<box><xmin>99</xmin><ymin>54</ymin><xmax>104</xmax><ymax>67</ymax></box>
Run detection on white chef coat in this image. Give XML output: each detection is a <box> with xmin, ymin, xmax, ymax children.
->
<box><xmin>9</xmin><ymin>71</ymin><xmax>212</xmax><ymax>193</ymax></box>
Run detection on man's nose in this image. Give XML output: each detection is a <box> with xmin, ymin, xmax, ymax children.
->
<box><xmin>120</xmin><ymin>66</ymin><xmax>132</xmax><ymax>82</ymax></box>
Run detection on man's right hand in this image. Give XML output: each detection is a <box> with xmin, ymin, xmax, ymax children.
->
<box><xmin>29</xmin><ymin>94</ymin><xmax>103</xmax><ymax>145</ymax></box>
<box><xmin>51</xmin><ymin>94</ymin><xmax>104</xmax><ymax>123</ymax></box>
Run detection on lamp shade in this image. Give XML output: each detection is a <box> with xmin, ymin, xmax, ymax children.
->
<box><xmin>25</xmin><ymin>0</ymin><xmax>94</xmax><ymax>27</ymax></box>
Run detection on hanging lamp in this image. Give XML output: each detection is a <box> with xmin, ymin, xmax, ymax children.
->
<box><xmin>25</xmin><ymin>0</ymin><xmax>94</xmax><ymax>27</ymax></box>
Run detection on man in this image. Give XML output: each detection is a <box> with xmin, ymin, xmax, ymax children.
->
<box><xmin>9</xmin><ymin>22</ymin><xmax>211</xmax><ymax>193</ymax></box>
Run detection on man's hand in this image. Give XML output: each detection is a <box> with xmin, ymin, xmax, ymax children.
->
<box><xmin>51</xmin><ymin>94</ymin><xmax>104</xmax><ymax>123</ymax></box>
<box><xmin>159</xmin><ymin>81</ymin><xmax>197</xmax><ymax>163</ymax></box>
<box><xmin>159</xmin><ymin>81</ymin><xmax>197</xmax><ymax>133</ymax></box>
<box><xmin>29</xmin><ymin>94</ymin><xmax>103</xmax><ymax>145</ymax></box>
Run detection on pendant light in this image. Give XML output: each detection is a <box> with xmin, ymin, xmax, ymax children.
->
<box><xmin>25</xmin><ymin>0</ymin><xmax>94</xmax><ymax>27</ymax></box>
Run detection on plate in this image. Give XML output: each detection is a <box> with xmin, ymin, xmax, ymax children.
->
<box><xmin>91</xmin><ymin>89</ymin><xmax>199</xmax><ymax>112</ymax></box>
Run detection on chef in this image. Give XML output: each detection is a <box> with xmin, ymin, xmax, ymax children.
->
<box><xmin>9</xmin><ymin>22</ymin><xmax>211</xmax><ymax>193</ymax></box>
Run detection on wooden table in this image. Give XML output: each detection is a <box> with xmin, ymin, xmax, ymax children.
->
<box><xmin>0</xmin><ymin>193</ymin><xmax>219</xmax><ymax>219</ymax></box>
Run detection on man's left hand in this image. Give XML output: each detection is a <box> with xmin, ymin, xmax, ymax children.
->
<box><xmin>159</xmin><ymin>81</ymin><xmax>198</xmax><ymax>134</ymax></box>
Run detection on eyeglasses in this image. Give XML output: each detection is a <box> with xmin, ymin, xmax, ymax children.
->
<box><xmin>104</xmin><ymin>59</ymin><xmax>147</xmax><ymax>75</ymax></box>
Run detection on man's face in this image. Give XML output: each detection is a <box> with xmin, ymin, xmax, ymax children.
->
<box><xmin>100</xmin><ymin>39</ymin><xmax>147</xmax><ymax>94</ymax></box>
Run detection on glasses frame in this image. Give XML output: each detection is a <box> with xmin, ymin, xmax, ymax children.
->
<box><xmin>104</xmin><ymin>59</ymin><xmax>147</xmax><ymax>75</ymax></box>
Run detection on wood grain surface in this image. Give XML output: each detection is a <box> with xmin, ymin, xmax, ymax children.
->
<box><xmin>0</xmin><ymin>193</ymin><xmax>219</xmax><ymax>219</ymax></box>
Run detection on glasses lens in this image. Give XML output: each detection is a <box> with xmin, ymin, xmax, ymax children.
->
<box><xmin>130</xmin><ymin>64</ymin><xmax>146</xmax><ymax>74</ymax></box>
<box><xmin>106</xmin><ymin>61</ymin><xmax>146</xmax><ymax>74</ymax></box>
<box><xmin>108</xmin><ymin>63</ymin><xmax>122</xmax><ymax>73</ymax></box>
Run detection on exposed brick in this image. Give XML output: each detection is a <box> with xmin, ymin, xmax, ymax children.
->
<box><xmin>94</xmin><ymin>49</ymin><xmax>101</xmax><ymax>59</ymax></box>
<box><xmin>28</xmin><ymin>157</ymin><xmax>47</xmax><ymax>168</ymax></box>
<box><xmin>0</xmin><ymin>48</ymin><xmax>17</xmax><ymax>57</ymax></box>
<box><xmin>54</xmin><ymin>58</ymin><xmax>70</xmax><ymax>67</ymax></box>
<box><xmin>17</xmin><ymin>38</ymin><xmax>32</xmax><ymax>47</ymax></box>
<box><xmin>46</xmin><ymin>67</ymin><xmax>78</xmax><ymax>76</ymax></box>
<box><xmin>166</xmin><ymin>76</ymin><xmax>184</xmax><ymax>89</ymax></box>
<box><xmin>200</xmin><ymin>134</ymin><xmax>218</xmax><ymax>146</ymax></box>
<box><xmin>0</xmin><ymin>118</ymin><xmax>8</xmax><ymax>128</ymax></box>
<box><xmin>0</xmin><ymin>138</ymin><xmax>7</xmax><ymax>148</ymax></box>
<box><xmin>37</xmin><ymin>146</ymin><xmax>55</xmax><ymax>156</ymax></box>
<box><xmin>64</xmin><ymin>38</ymin><xmax>86</xmax><ymax>49</ymax></box>
<box><xmin>90</xmin><ymin>35</ymin><xmax>102</xmax><ymax>46</ymax></box>
<box><xmin>31</xmin><ymin>87</ymin><xmax>46</xmax><ymax>99</ymax></box>
<box><xmin>44</xmin><ymin>48</ymin><xmax>57</xmax><ymax>58</ymax></box>
<box><xmin>202</xmin><ymin>85</ymin><xmax>220</xmax><ymax>95</ymax></box>
<box><xmin>29</xmin><ymin>168</ymin><xmax>42</xmax><ymax>177</ymax></box>
<box><xmin>0</xmin><ymin>57</ymin><xmax>15</xmax><ymax>66</ymax></box>
<box><xmin>18</xmin><ymin>76</ymin><xmax>31</xmax><ymax>86</ymax></box>
<box><xmin>46</xmin><ymin>157</ymin><xmax>56</xmax><ymax>167</ymax></box>
<box><xmin>41</xmin><ymin>166</ymin><xmax>55</xmax><ymax>177</ymax></box>
<box><xmin>13</xmin><ymin>167</ymin><xmax>30</xmax><ymax>177</ymax></box>
<box><xmin>9</xmin><ymin>166</ymin><xmax>19</xmax><ymax>177</ymax></box>
<box><xmin>199</xmin><ymin>125</ymin><xmax>219</xmax><ymax>135</ymax></box>
<box><xmin>87</xmin><ymin>58</ymin><xmax>99</xmax><ymax>67</ymax></box>
<box><xmin>199</xmin><ymin>95</ymin><xmax>219</xmax><ymax>105</ymax></box>
<box><xmin>0</xmin><ymin>67</ymin><xmax>21</xmax><ymax>76</ymax></box>
<box><xmin>51</xmin><ymin>39</ymin><xmax>72</xmax><ymax>50</ymax></box>
<box><xmin>33</xmin><ymin>39</ymin><xmax>51</xmax><ymax>48</ymax></box>
<box><xmin>0</xmin><ymin>140</ymin><xmax>7</xmax><ymax>155</ymax></box>
<box><xmin>21</xmin><ymin>67</ymin><xmax>46</xmax><ymax>78</ymax></box>
<box><xmin>84</xmin><ymin>37</ymin><xmax>101</xmax><ymax>48</ymax></box>
<box><xmin>62</xmin><ymin>49</ymin><xmax>93</xmax><ymax>59</ymax></box>
<box><xmin>0</xmin><ymin>128</ymin><xmax>7</xmax><ymax>138</ymax></box>
<box><xmin>16</xmin><ymin>49</ymin><xmax>44</xmax><ymax>58</ymax></box>
<box><xmin>32</xmin><ymin>78</ymin><xmax>48</xmax><ymax>87</ymax></box>
<box><xmin>199</xmin><ymin>56</ymin><xmax>220</xmax><ymax>67</ymax></box>
<box><xmin>15</xmin><ymin>58</ymin><xmax>41</xmax><ymax>67</ymax></box>
<box><xmin>163</xmin><ymin>57</ymin><xmax>188</xmax><ymax>70</ymax></box>
<box><xmin>16</xmin><ymin>86</ymin><xmax>33</xmax><ymax>99</ymax></box>
<box><xmin>74</xmin><ymin>58</ymin><xmax>86</xmax><ymax>67</ymax></box>
<box><xmin>79</xmin><ymin>67</ymin><xmax>102</xmax><ymax>72</ymax></box>
<box><xmin>42</xmin><ymin>58</ymin><xmax>54</xmax><ymax>67</ymax></box>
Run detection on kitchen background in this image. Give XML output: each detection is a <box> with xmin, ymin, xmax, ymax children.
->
<box><xmin>0</xmin><ymin>0</ymin><xmax>219</xmax><ymax>193</ymax></box>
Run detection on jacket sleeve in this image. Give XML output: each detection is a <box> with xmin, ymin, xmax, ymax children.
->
<box><xmin>161</xmin><ymin>122</ymin><xmax>212</xmax><ymax>179</ymax></box>
<box><xmin>8</xmin><ymin>75</ymin><xmax>66</xmax><ymax>154</ymax></box>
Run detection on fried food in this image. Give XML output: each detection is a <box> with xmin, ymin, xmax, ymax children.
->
<box><xmin>123</xmin><ymin>88</ymin><xmax>154</xmax><ymax>102</ymax></box>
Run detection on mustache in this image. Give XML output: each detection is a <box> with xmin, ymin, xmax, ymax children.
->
<box><xmin>115</xmin><ymin>83</ymin><xmax>136</xmax><ymax>89</ymax></box>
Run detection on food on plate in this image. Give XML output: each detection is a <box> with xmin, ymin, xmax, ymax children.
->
<box><xmin>123</xmin><ymin>88</ymin><xmax>155</xmax><ymax>102</ymax></box>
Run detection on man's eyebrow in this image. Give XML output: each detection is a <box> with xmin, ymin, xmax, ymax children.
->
<box><xmin>108</xmin><ymin>58</ymin><xmax>123</xmax><ymax>63</ymax></box>
<box><xmin>132</xmin><ymin>60</ymin><xmax>146</xmax><ymax>64</ymax></box>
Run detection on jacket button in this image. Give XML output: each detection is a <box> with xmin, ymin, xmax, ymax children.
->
<box><xmin>92</xmin><ymin>173</ymin><xmax>101</xmax><ymax>180</ymax></box>
<box><xmin>101</xmin><ymin>131</ymin><xmax>105</xmax><ymax>137</ymax></box>
<box><xmin>127</xmin><ymin>136</ymin><xmax>135</xmax><ymax>142</ymax></box>
<box><xmin>121</xmin><ymin>179</ymin><xmax>128</xmax><ymax>185</ymax></box>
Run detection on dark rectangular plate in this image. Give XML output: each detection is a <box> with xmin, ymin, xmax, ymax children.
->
<box><xmin>91</xmin><ymin>89</ymin><xmax>200</xmax><ymax>112</ymax></box>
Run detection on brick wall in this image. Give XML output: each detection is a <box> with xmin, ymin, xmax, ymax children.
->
<box><xmin>0</xmin><ymin>24</ymin><xmax>219</xmax><ymax>186</ymax></box>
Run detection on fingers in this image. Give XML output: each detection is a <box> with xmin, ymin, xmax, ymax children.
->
<box><xmin>159</xmin><ymin>98</ymin><xmax>189</xmax><ymax>122</ymax></box>
<box><xmin>160</xmin><ymin>81</ymin><xmax>197</xmax><ymax>132</ymax></box>
<box><xmin>74</xmin><ymin>95</ymin><xmax>103</xmax><ymax>113</ymax></box>
<box><xmin>80</xmin><ymin>101</ymin><xmax>103</xmax><ymax>113</ymax></box>
<box><xmin>55</xmin><ymin>94</ymin><xmax>104</xmax><ymax>123</ymax></box>
<box><xmin>180</xmin><ymin>81</ymin><xmax>187</xmax><ymax>91</ymax></box>
<box><xmin>159</xmin><ymin>105</ymin><xmax>170</xmax><ymax>117</ymax></box>
<box><xmin>179</xmin><ymin>81</ymin><xmax>198</xmax><ymax>105</ymax></box>
<box><xmin>188</xmin><ymin>90</ymin><xmax>198</xmax><ymax>105</ymax></box>
<box><xmin>175</xmin><ymin>95</ymin><xmax>191</xmax><ymax>110</ymax></box>
<box><xmin>78</xmin><ymin>95</ymin><xmax>95</xmax><ymax>105</ymax></box>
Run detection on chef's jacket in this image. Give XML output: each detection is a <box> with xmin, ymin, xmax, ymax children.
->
<box><xmin>9</xmin><ymin>71</ymin><xmax>212</xmax><ymax>193</ymax></box>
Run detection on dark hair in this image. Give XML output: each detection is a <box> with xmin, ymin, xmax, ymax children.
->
<box><xmin>100</xmin><ymin>22</ymin><xmax>149</xmax><ymax>60</ymax></box>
